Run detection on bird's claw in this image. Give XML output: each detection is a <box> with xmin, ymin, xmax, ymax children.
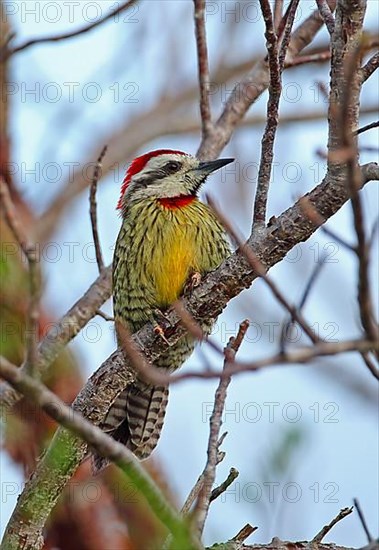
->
<box><xmin>153</xmin><ymin>324</ymin><xmax>170</xmax><ymax>345</ymax></box>
<box><xmin>184</xmin><ymin>271</ymin><xmax>202</xmax><ymax>295</ymax></box>
<box><xmin>152</xmin><ymin>309</ymin><xmax>171</xmax><ymax>345</ymax></box>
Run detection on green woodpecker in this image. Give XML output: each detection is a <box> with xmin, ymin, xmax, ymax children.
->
<box><xmin>93</xmin><ymin>149</ymin><xmax>233</xmax><ymax>472</ymax></box>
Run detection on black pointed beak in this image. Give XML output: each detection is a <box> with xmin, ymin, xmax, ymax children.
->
<box><xmin>196</xmin><ymin>158</ymin><xmax>234</xmax><ymax>174</ymax></box>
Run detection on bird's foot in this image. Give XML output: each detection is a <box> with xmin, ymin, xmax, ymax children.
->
<box><xmin>184</xmin><ymin>271</ymin><xmax>202</xmax><ymax>295</ymax></box>
<box><xmin>152</xmin><ymin>309</ymin><xmax>171</xmax><ymax>345</ymax></box>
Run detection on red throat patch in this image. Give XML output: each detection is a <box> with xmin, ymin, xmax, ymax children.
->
<box><xmin>117</xmin><ymin>149</ymin><xmax>187</xmax><ymax>210</ymax></box>
<box><xmin>157</xmin><ymin>195</ymin><xmax>196</xmax><ymax>209</ymax></box>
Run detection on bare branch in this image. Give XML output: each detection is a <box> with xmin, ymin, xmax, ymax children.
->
<box><xmin>312</xmin><ymin>507</ymin><xmax>353</xmax><ymax>543</ymax></box>
<box><xmin>193</xmin><ymin>0</ymin><xmax>212</xmax><ymax>138</ymax></box>
<box><xmin>96</xmin><ymin>309</ymin><xmax>114</xmax><ymax>322</ymax></box>
<box><xmin>316</xmin><ymin>0</ymin><xmax>335</xmax><ymax>35</ymax></box>
<box><xmin>287</xmin><ymin>50</ymin><xmax>331</xmax><ymax>67</ymax></box>
<box><xmin>273</xmin><ymin>0</ymin><xmax>284</xmax><ymax>31</ymax></box>
<box><xmin>355</xmin><ymin>120</ymin><xmax>379</xmax><ymax>136</ymax></box>
<box><xmin>252</xmin><ymin>0</ymin><xmax>280</xmax><ymax>230</ymax></box>
<box><xmin>210</xmin><ymin>467</ymin><xmax>239</xmax><ymax>502</ymax></box>
<box><xmin>253</xmin><ymin>0</ymin><xmax>299</xmax><ymax>230</ymax></box>
<box><xmin>343</xmin><ymin>82</ymin><xmax>378</xmax><ymax>346</ymax></box>
<box><xmin>360</xmin><ymin>51</ymin><xmax>379</xmax><ymax>82</ymax></box>
<box><xmin>326</xmin><ymin>0</ymin><xmax>378</xmax><ymax>350</ymax></box>
<box><xmin>195</xmin><ymin>320</ymin><xmax>249</xmax><ymax>535</ymax></box>
<box><xmin>180</xmin><ymin>445</ymin><xmax>226</xmax><ymax>516</ymax></box>
<box><xmin>89</xmin><ymin>145</ymin><xmax>107</xmax><ymax>273</ymax></box>
<box><xmin>278</xmin><ymin>0</ymin><xmax>301</xmax><ymax>67</ymax></box>
<box><xmin>1</xmin><ymin>0</ymin><xmax>138</xmax><ymax>61</ymax></box>
<box><xmin>208</xmin><ymin>196</ymin><xmax>320</xmax><ymax>345</ymax></box>
<box><xmin>230</xmin><ymin>524</ymin><xmax>258</xmax><ymax>544</ymax></box>
<box><xmin>360</xmin><ymin>352</ymin><xmax>379</xmax><ymax>381</ymax></box>
<box><xmin>169</xmin><ymin>339</ymin><xmax>378</xmax><ymax>384</ymax></box>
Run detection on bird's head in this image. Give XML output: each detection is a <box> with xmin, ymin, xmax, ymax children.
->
<box><xmin>117</xmin><ymin>149</ymin><xmax>234</xmax><ymax>212</ymax></box>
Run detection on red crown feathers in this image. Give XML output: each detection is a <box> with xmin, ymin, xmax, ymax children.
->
<box><xmin>117</xmin><ymin>149</ymin><xmax>187</xmax><ymax>209</ymax></box>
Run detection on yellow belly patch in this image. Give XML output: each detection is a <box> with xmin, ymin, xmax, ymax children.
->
<box><xmin>150</xmin><ymin>229</ymin><xmax>198</xmax><ymax>307</ymax></box>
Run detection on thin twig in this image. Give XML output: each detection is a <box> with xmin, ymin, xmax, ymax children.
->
<box><xmin>360</xmin><ymin>51</ymin><xmax>379</xmax><ymax>83</ymax></box>
<box><xmin>1</xmin><ymin>0</ymin><xmax>138</xmax><ymax>61</ymax></box>
<box><xmin>171</xmin><ymin>338</ymin><xmax>378</xmax><ymax>383</ymax></box>
<box><xmin>210</xmin><ymin>467</ymin><xmax>239</xmax><ymax>502</ymax></box>
<box><xmin>0</xmin><ymin>355</ymin><xmax>198</xmax><ymax>548</ymax></box>
<box><xmin>180</xmin><ymin>437</ymin><xmax>226</xmax><ymax>515</ymax></box>
<box><xmin>299</xmin><ymin>196</ymin><xmax>355</xmax><ymax>251</ymax></box>
<box><xmin>106</xmin><ymin>313</ymin><xmax>378</xmax><ymax>385</ymax></box>
<box><xmin>360</xmin><ymin>352</ymin><xmax>379</xmax><ymax>380</ymax></box>
<box><xmin>89</xmin><ymin>146</ymin><xmax>107</xmax><ymax>273</ymax></box>
<box><xmin>355</xmin><ymin>120</ymin><xmax>379</xmax><ymax>135</ymax></box>
<box><xmin>273</xmin><ymin>0</ymin><xmax>284</xmax><ymax>31</ymax></box>
<box><xmin>312</xmin><ymin>506</ymin><xmax>353</xmax><ymax>542</ymax></box>
<box><xmin>208</xmin><ymin>195</ymin><xmax>321</xmax><ymax>345</ymax></box>
<box><xmin>287</xmin><ymin>50</ymin><xmax>331</xmax><ymax>67</ymax></box>
<box><xmin>230</xmin><ymin>524</ymin><xmax>258</xmax><ymax>543</ymax></box>
<box><xmin>253</xmin><ymin>0</ymin><xmax>280</xmax><ymax>230</ymax></box>
<box><xmin>340</xmin><ymin>48</ymin><xmax>379</xmax><ymax>348</ymax></box>
<box><xmin>96</xmin><ymin>309</ymin><xmax>114</xmax><ymax>322</ymax></box>
<box><xmin>0</xmin><ymin>178</ymin><xmax>41</xmax><ymax>376</ymax></box>
<box><xmin>278</xmin><ymin>0</ymin><xmax>301</xmax><ymax>69</ymax></box>
<box><xmin>280</xmin><ymin>256</ymin><xmax>326</xmax><ymax>352</ymax></box>
<box><xmin>195</xmin><ymin>321</ymin><xmax>249</xmax><ymax>535</ymax></box>
<box><xmin>253</xmin><ymin>0</ymin><xmax>299</xmax><ymax>230</ymax></box>
<box><xmin>353</xmin><ymin>497</ymin><xmax>373</xmax><ymax>542</ymax></box>
<box><xmin>316</xmin><ymin>0</ymin><xmax>335</xmax><ymax>35</ymax></box>
<box><xmin>193</xmin><ymin>0</ymin><xmax>212</xmax><ymax>138</ymax></box>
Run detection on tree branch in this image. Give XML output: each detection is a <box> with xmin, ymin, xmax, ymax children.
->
<box><xmin>1</xmin><ymin>0</ymin><xmax>138</xmax><ymax>61</ymax></box>
<box><xmin>328</xmin><ymin>0</ymin><xmax>379</xmax><ymax>347</ymax></box>
<box><xmin>89</xmin><ymin>145</ymin><xmax>107</xmax><ymax>273</ymax></box>
<box><xmin>312</xmin><ymin>506</ymin><xmax>353</xmax><ymax>543</ymax></box>
<box><xmin>360</xmin><ymin>51</ymin><xmax>379</xmax><ymax>82</ymax></box>
<box><xmin>195</xmin><ymin>321</ymin><xmax>249</xmax><ymax>535</ymax></box>
<box><xmin>316</xmin><ymin>0</ymin><xmax>335</xmax><ymax>35</ymax></box>
<box><xmin>193</xmin><ymin>0</ymin><xmax>212</xmax><ymax>138</ymax></box>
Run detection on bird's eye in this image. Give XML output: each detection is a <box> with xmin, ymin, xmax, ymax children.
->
<box><xmin>164</xmin><ymin>161</ymin><xmax>181</xmax><ymax>173</ymax></box>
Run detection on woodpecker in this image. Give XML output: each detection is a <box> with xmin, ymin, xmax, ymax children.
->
<box><xmin>93</xmin><ymin>149</ymin><xmax>233</xmax><ymax>472</ymax></box>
